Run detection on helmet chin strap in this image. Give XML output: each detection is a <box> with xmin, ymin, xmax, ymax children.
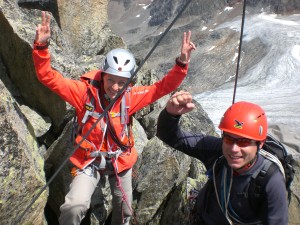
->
<box><xmin>100</xmin><ymin>81</ymin><xmax>112</xmax><ymax>103</ymax></box>
<box><xmin>104</xmin><ymin>93</ymin><xmax>112</xmax><ymax>102</ymax></box>
<box><xmin>234</xmin><ymin>141</ymin><xmax>262</xmax><ymax>174</ymax></box>
<box><xmin>234</xmin><ymin>154</ymin><xmax>258</xmax><ymax>175</ymax></box>
<box><xmin>256</xmin><ymin>142</ymin><xmax>261</xmax><ymax>154</ymax></box>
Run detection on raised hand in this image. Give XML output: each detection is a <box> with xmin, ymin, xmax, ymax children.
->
<box><xmin>179</xmin><ymin>31</ymin><xmax>196</xmax><ymax>64</ymax></box>
<box><xmin>166</xmin><ymin>91</ymin><xmax>195</xmax><ymax>116</ymax></box>
<box><xmin>35</xmin><ymin>11</ymin><xmax>51</xmax><ymax>44</ymax></box>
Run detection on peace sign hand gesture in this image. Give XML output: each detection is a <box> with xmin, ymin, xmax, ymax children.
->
<box><xmin>35</xmin><ymin>11</ymin><xmax>51</xmax><ymax>44</ymax></box>
<box><xmin>178</xmin><ymin>31</ymin><xmax>196</xmax><ymax>64</ymax></box>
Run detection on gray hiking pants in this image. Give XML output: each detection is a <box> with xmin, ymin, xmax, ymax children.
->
<box><xmin>59</xmin><ymin>167</ymin><xmax>132</xmax><ymax>225</ymax></box>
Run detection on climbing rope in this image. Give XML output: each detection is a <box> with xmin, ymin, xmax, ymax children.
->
<box><xmin>15</xmin><ymin>0</ymin><xmax>193</xmax><ymax>224</ymax></box>
<box><xmin>232</xmin><ymin>0</ymin><xmax>247</xmax><ymax>104</ymax></box>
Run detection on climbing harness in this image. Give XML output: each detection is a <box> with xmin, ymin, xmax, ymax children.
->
<box><xmin>70</xmin><ymin>83</ymin><xmax>133</xmax><ymax>170</ymax></box>
<box><xmin>15</xmin><ymin>0</ymin><xmax>193</xmax><ymax>224</ymax></box>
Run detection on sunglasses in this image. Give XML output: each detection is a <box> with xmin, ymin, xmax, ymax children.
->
<box><xmin>222</xmin><ymin>134</ymin><xmax>256</xmax><ymax>147</ymax></box>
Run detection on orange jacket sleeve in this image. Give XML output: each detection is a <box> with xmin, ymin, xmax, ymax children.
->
<box><xmin>32</xmin><ymin>47</ymin><xmax>87</xmax><ymax>112</ymax></box>
<box><xmin>129</xmin><ymin>64</ymin><xmax>189</xmax><ymax>114</ymax></box>
<box><xmin>33</xmin><ymin>45</ymin><xmax>188</xmax><ymax>116</ymax></box>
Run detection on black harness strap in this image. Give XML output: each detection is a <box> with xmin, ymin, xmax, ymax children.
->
<box><xmin>248</xmin><ymin>160</ymin><xmax>277</xmax><ymax>213</ymax></box>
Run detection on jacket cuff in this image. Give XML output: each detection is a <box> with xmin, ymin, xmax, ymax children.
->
<box><xmin>175</xmin><ymin>57</ymin><xmax>188</xmax><ymax>68</ymax></box>
<box><xmin>34</xmin><ymin>41</ymin><xmax>50</xmax><ymax>50</ymax></box>
<box><xmin>163</xmin><ymin>108</ymin><xmax>181</xmax><ymax>119</ymax></box>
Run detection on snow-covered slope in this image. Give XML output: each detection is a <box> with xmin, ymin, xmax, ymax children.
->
<box><xmin>195</xmin><ymin>13</ymin><xmax>300</xmax><ymax>139</ymax></box>
<box><xmin>108</xmin><ymin>1</ymin><xmax>300</xmax><ymax>149</ymax></box>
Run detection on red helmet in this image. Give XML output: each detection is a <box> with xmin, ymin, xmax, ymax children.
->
<box><xmin>218</xmin><ymin>101</ymin><xmax>268</xmax><ymax>141</ymax></box>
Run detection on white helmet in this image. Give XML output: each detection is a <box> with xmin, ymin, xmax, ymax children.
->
<box><xmin>102</xmin><ymin>48</ymin><xmax>136</xmax><ymax>78</ymax></box>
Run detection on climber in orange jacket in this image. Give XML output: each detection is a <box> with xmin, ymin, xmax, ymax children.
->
<box><xmin>33</xmin><ymin>11</ymin><xmax>196</xmax><ymax>225</ymax></box>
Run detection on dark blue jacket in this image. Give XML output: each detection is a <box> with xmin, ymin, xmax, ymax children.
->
<box><xmin>156</xmin><ymin>109</ymin><xmax>288</xmax><ymax>225</ymax></box>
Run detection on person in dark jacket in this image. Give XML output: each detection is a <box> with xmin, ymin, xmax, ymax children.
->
<box><xmin>156</xmin><ymin>91</ymin><xmax>288</xmax><ymax>225</ymax></box>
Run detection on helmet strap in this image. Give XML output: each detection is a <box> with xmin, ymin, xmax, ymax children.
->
<box><xmin>104</xmin><ymin>94</ymin><xmax>112</xmax><ymax>102</ymax></box>
<box><xmin>234</xmin><ymin>154</ymin><xmax>258</xmax><ymax>175</ymax></box>
<box><xmin>98</xmin><ymin>81</ymin><xmax>112</xmax><ymax>104</ymax></box>
<box><xmin>256</xmin><ymin>141</ymin><xmax>261</xmax><ymax>154</ymax></box>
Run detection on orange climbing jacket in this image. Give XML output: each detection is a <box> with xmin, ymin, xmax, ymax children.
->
<box><xmin>70</xmin><ymin>70</ymin><xmax>136</xmax><ymax>172</ymax></box>
<box><xmin>32</xmin><ymin>46</ymin><xmax>188</xmax><ymax>173</ymax></box>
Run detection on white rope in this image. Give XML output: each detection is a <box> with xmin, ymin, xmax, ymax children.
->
<box><xmin>213</xmin><ymin>159</ymin><xmax>234</xmax><ymax>225</ymax></box>
<box><xmin>259</xmin><ymin>149</ymin><xmax>285</xmax><ymax>180</ymax></box>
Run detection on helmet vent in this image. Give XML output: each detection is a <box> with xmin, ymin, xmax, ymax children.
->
<box><xmin>102</xmin><ymin>49</ymin><xmax>136</xmax><ymax>78</ymax></box>
<box><xmin>259</xmin><ymin>126</ymin><xmax>263</xmax><ymax>136</ymax></box>
<box><xmin>124</xmin><ymin>59</ymin><xmax>130</xmax><ymax>66</ymax></box>
<box><xmin>113</xmin><ymin>56</ymin><xmax>118</xmax><ymax>64</ymax></box>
